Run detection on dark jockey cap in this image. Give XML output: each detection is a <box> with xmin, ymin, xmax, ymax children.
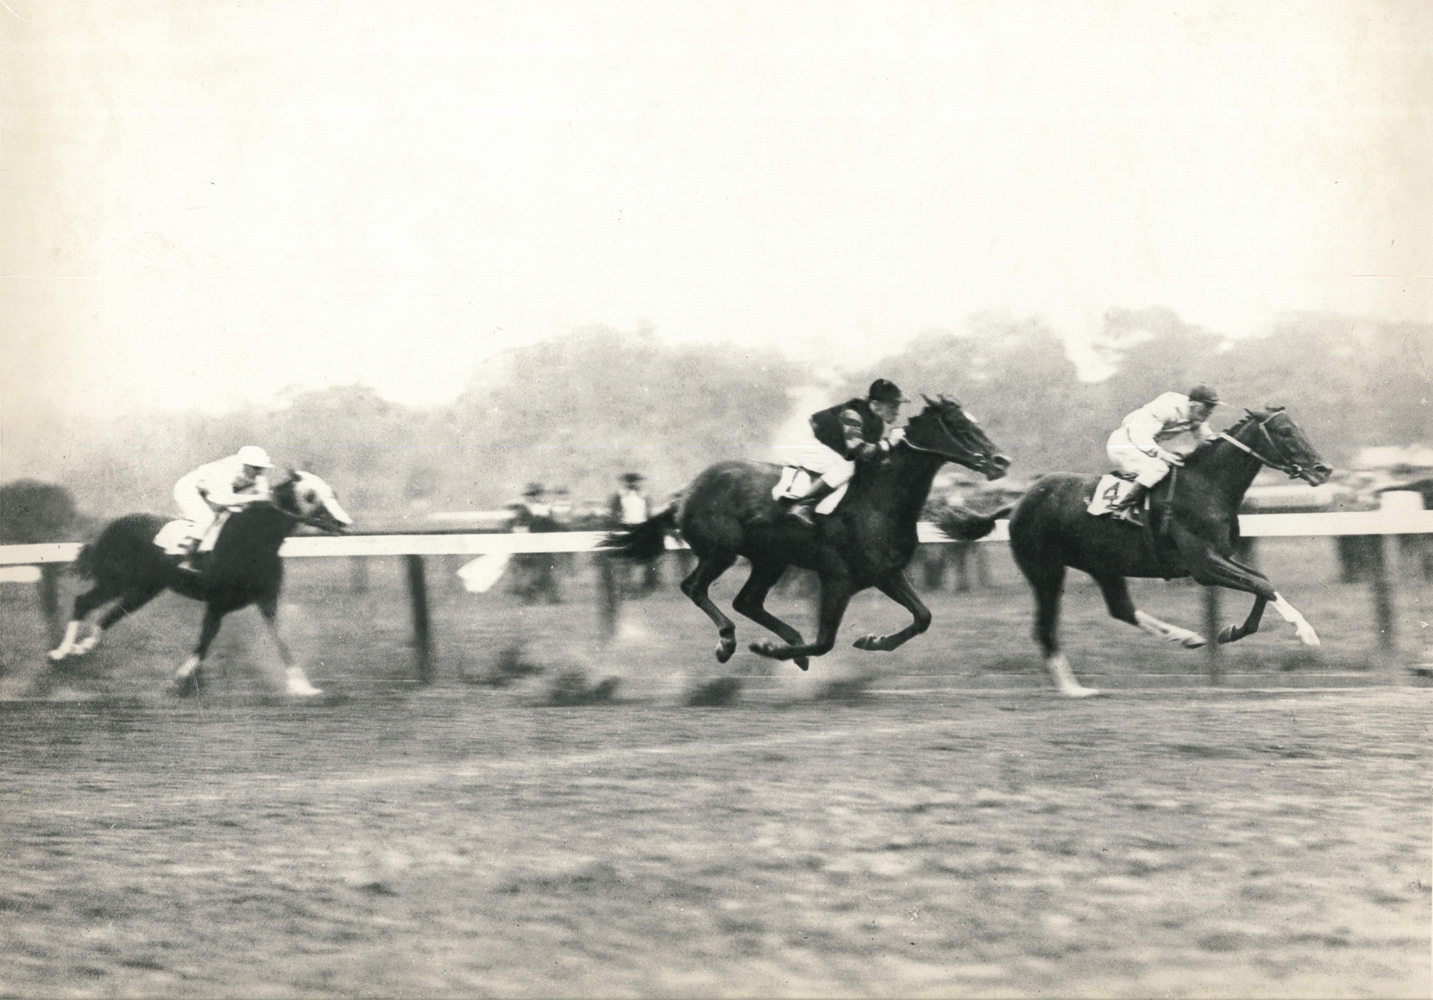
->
<box><xmin>868</xmin><ymin>379</ymin><xmax>909</xmax><ymax>404</ymax></box>
<box><xmin>1188</xmin><ymin>384</ymin><xmax>1222</xmax><ymax>405</ymax></box>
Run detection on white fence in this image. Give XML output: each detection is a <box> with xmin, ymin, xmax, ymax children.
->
<box><xmin>5</xmin><ymin>498</ymin><xmax>1430</xmax><ymax>683</ymax></box>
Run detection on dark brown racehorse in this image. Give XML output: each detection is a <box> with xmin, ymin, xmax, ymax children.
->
<box><xmin>47</xmin><ymin>470</ymin><xmax>352</xmax><ymax>697</ymax></box>
<box><xmin>940</xmin><ymin>407</ymin><xmax>1332</xmax><ymax>696</ymax></box>
<box><xmin>605</xmin><ymin>396</ymin><xmax>1009</xmax><ymax>668</ymax></box>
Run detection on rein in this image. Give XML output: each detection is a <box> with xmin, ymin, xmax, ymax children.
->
<box><xmin>1216</xmin><ymin>413</ymin><xmax>1306</xmax><ymax>479</ymax></box>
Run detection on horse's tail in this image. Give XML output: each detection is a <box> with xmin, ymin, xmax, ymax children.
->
<box><xmin>935</xmin><ymin>503</ymin><xmax>1014</xmax><ymax>542</ymax></box>
<box><xmin>72</xmin><ymin>542</ymin><xmax>96</xmax><ymax>579</ymax></box>
<box><xmin>602</xmin><ymin>506</ymin><xmax>679</xmax><ymax>562</ymax></box>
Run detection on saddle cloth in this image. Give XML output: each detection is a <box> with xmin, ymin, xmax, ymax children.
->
<box><xmin>1087</xmin><ymin>473</ymin><xmax>1144</xmax><ymax>523</ymax></box>
<box><xmin>772</xmin><ymin>467</ymin><xmax>847</xmax><ymax>515</ymax></box>
<box><xmin>152</xmin><ymin>512</ymin><xmax>230</xmax><ymax>555</ymax></box>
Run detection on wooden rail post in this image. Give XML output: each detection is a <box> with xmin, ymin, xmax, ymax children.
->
<box><xmin>37</xmin><ymin>564</ymin><xmax>62</xmax><ymax>647</ymax></box>
<box><xmin>405</xmin><ymin>554</ymin><xmax>433</xmax><ymax>684</ymax></box>
<box><xmin>1367</xmin><ymin>535</ymin><xmax>1396</xmax><ymax>661</ymax></box>
<box><xmin>1203</xmin><ymin>586</ymin><xmax>1223</xmax><ymax>684</ymax></box>
<box><xmin>597</xmin><ymin>553</ymin><xmax>620</xmax><ymax>642</ymax></box>
<box><xmin>349</xmin><ymin>555</ymin><xmax>369</xmax><ymax>593</ymax></box>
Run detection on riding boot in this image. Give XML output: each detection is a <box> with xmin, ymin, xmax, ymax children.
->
<box><xmin>1110</xmin><ymin>483</ymin><xmax>1149</xmax><ymax>522</ymax></box>
<box><xmin>176</xmin><ymin>538</ymin><xmax>201</xmax><ymax>573</ymax></box>
<box><xmin>781</xmin><ymin>482</ymin><xmax>837</xmax><ymax>527</ymax></box>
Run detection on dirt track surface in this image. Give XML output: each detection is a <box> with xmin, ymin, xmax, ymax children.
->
<box><xmin>2</xmin><ymin>685</ymin><xmax>1429</xmax><ymax>998</ymax></box>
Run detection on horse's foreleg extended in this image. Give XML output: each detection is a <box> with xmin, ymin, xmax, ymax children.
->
<box><xmin>1171</xmin><ymin>526</ymin><xmax>1318</xmax><ymax>647</ymax></box>
<box><xmin>680</xmin><ymin>553</ymin><xmax>739</xmax><ymax>663</ymax></box>
<box><xmin>257</xmin><ymin>595</ymin><xmax>322</xmax><ymax>696</ymax></box>
<box><xmin>731</xmin><ymin>560</ymin><xmax>809</xmax><ymax>671</ymax></box>
<box><xmin>175</xmin><ymin>605</ymin><xmax>226</xmax><ymax>696</ymax></box>
<box><xmin>750</xmin><ymin>576</ymin><xmax>854</xmax><ymax>666</ymax></box>
<box><xmin>853</xmin><ymin>571</ymin><xmax>932</xmax><ymax>652</ymax></box>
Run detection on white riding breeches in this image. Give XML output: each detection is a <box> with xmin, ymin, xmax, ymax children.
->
<box><xmin>1106</xmin><ymin>428</ymin><xmax>1172</xmax><ymax>489</ymax></box>
<box><xmin>770</xmin><ymin>443</ymin><xmax>856</xmax><ymax>490</ymax></box>
<box><xmin>174</xmin><ymin>484</ymin><xmax>220</xmax><ymax>542</ymax></box>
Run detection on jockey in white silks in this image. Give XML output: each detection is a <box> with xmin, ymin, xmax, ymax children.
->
<box><xmin>775</xmin><ymin>378</ymin><xmax>909</xmax><ymax>526</ymax></box>
<box><xmin>1105</xmin><ymin>385</ymin><xmax>1222</xmax><ymax>515</ymax></box>
<box><xmin>173</xmin><ymin>445</ymin><xmax>275</xmax><ymax>569</ymax></box>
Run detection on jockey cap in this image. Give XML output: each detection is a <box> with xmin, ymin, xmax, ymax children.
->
<box><xmin>868</xmin><ymin>379</ymin><xmax>909</xmax><ymax>404</ymax></box>
<box><xmin>237</xmin><ymin>445</ymin><xmax>274</xmax><ymax>468</ymax></box>
<box><xmin>1187</xmin><ymin>385</ymin><xmax>1222</xmax><ymax>406</ymax></box>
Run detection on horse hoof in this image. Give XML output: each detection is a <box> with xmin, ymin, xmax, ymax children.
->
<box><xmin>1217</xmin><ymin>625</ymin><xmax>1239</xmax><ymax>644</ymax></box>
<box><xmin>46</xmin><ymin>649</ymin><xmax>67</xmax><ymax>662</ymax></box>
<box><xmin>715</xmin><ymin>643</ymin><xmax>735</xmax><ymax>664</ymax></box>
<box><xmin>853</xmin><ymin>635</ymin><xmax>876</xmax><ymax>651</ymax></box>
<box><xmin>1061</xmin><ymin>685</ymin><xmax>1103</xmax><ymax>698</ymax></box>
<box><xmin>748</xmin><ymin>641</ymin><xmax>780</xmax><ymax>660</ymax></box>
<box><xmin>175</xmin><ymin>675</ymin><xmax>201</xmax><ymax>698</ymax></box>
<box><xmin>794</xmin><ymin>656</ymin><xmax>810</xmax><ymax>671</ymax></box>
<box><xmin>1183</xmin><ymin>635</ymin><xmax>1207</xmax><ymax>649</ymax></box>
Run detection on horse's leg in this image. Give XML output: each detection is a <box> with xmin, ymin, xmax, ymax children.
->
<box><xmin>70</xmin><ymin>583</ymin><xmax>166</xmax><ymax>656</ymax></box>
<box><xmin>1021</xmin><ymin>559</ymin><xmax>1099</xmax><ymax>698</ymax></box>
<box><xmin>1170</xmin><ymin>525</ymin><xmax>1319</xmax><ymax>646</ymax></box>
<box><xmin>48</xmin><ymin>582</ymin><xmax>120</xmax><ymax>660</ymax></box>
<box><xmin>175</xmin><ymin>605</ymin><xmax>226</xmax><ymax>696</ymax></box>
<box><xmin>1218</xmin><ymin>596</ymin><xmax>1268</xmax><ymax>644</ymax></box>
<box><xmin>730</xmin><ymin>560</ymin><xmax>810</xmax><ymax>671</ymax></box>
<box><xmin>1093</xmin><ymin>573</ymin><xmax>1207</xmax><ymax>649</ymax></box>
<box><xmin>680</xmin><ymin>553</ymin><xmax>739</xmax><ymax>663</ymax></box>
<box><xmin>853</xmin><ymin>571</ymin><xmax>931</xmax><ymax>652</ymax></box>
<box><xmin>749</xmin><ymin>574</ymin><xmax>855</xmax><ymax>665</ymax></box>
<box><xmin>256</xmin><ymin>594</ymin><xmax>322</xmax><ymax>697</ymax></box>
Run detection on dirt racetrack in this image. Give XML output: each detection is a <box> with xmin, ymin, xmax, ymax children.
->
<box><xmin>2</xmin><ymin>538</ymin><xmax>1431</xmax><ymax>997</ymax></box>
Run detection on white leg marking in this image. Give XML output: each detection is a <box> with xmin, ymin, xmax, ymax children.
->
<box><xmin>1046</xmin><ymin>654</ymin><xmax>1101</xmax><ymax>698</ymax></box>
<box><xmin>48</xmin><ymin>621</ymin><xmax>81</xmax><ymax>660</ymax></box>
<box><xmin>1271</xmin><ymin>593</ymin><xmax>1320</xmax><ymax>646</ymax></box>
<box><xmin>285</xmin><ymin>666</ymin><xmax>323</xmax><ymax>697</ymax></box>
<box><xmin>1134</xmin><ymin>609</ymin><xmax>1207</xmax><ymax>649</ymax></box>
<box><xmin>72</xmin><ymin>628</ymin><xmax>99</xmax><ymax>655</ymax></box>
<box><xmin>175</xmin><ymin>654</ymin><xmax>201</xmax><ymax>680</ymax></box>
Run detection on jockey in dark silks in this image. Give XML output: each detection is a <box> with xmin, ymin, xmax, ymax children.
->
<box><xmin>776</xmin><ymin>378</ymin><xmax>909</xmax><ymax>526</ymax></box>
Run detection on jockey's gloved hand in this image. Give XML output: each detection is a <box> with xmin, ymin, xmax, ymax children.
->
<box><xmin>1159</xmin><ymin>450</ymin><xmax>1185</xmax><ymax>467</ymax></box>
<box><xmin>888</xmin><ymin>427</ymin><xmax>907</xmax><ymax>446</ymax></box>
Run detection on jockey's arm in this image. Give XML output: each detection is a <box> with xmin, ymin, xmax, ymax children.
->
<box><xmin>841</xmin><ymin>407</ymin><xmax>890</xmax><ymax>462</ymax></box>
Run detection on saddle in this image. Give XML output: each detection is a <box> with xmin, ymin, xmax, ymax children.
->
<box><xmin>1087</xmin><ymin>473</ymin><xmax>1146</xmax><ymax>525</ymax></box>
<box><xmin>772</xmin><ymin>467</ymin><xmax>848</xmax><ymax>516</ymax></box>
<box><xmin>152</xmin><ymin>512</ymin><xmax>230</xmax><ymax>558</ymax></box>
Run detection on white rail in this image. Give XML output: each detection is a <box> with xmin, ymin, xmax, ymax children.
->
<box><xmin>2</xmin><ymin>509</ymin><xmax>1431</xmax><ymax>565</ymax></box>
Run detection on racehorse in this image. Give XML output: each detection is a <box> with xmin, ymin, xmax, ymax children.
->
<box><xmin>47</xmin><ymin>470</ymin><xmax>353</xmax><ymax>697</ymax></box>
<box><xmin>604</xmin><ymin>396</ymin><xmax>1009</xmax><ymax>668</ymax></box>
<box><xmin>939</xmin><ymin>407</ymin><xmax>1333</xmax><ymax>696</ymax></box>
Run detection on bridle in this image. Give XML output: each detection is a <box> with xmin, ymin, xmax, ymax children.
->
<box><xmin>1217</xmin><ymin>409</ymin><xmax>1308</xmax><ymax>480</ymax></box>
<box><xmin>903</xmin><ymin>405</ymin><xmax>995</xmax><ymax>471</ymax></box>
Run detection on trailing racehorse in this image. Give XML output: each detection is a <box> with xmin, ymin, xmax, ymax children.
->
<box><xmin>939</xmin><ymin>407</ymin><xmax>1333</xmax><ymax>696</ymax></box>
<box><xmin>605</xmin><ymin>396</ymin><xmax>1009</xmax><ymax>668</ymax></box>
<box><xmin>47</xmin><ymin>470</ymin><xmax>353</xmax><ymax>697</ymax></box>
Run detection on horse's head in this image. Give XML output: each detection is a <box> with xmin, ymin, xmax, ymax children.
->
<box><xmin>903</xmin><ymin>395</ymin><xmax>1011</xmax><ymax>481</ymax></box>
<box><xmin>1227</xmin><ymin>407</ymin><xmax>1333</xmax><ymax>486</ymax></box>
<box><xmin>271</xmin><ymin>470</ymin><xmax>354</xmax><ymax>533</ymax></box>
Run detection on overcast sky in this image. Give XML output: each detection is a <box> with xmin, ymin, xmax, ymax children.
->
<box><xmin>4</xmin><ymin>1</ymin><xmax>1429</xmax><ymax>419</ymax></box>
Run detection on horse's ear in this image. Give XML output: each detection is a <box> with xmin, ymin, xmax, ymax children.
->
<box><xmin>922</xmin><ymin>393</ymin><xmax>935</xmax><ymax>407</ymax></box>
<box><xmin>1266</xmin><ymin>404</ymin><xmax>1284</xmax><ymax>413</ymax></box>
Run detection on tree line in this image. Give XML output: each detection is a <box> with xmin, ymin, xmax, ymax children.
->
<box><xmin>5</xmin><ymin>311</ymin><xmax>1427</xmax><ymax>523</ymax></box>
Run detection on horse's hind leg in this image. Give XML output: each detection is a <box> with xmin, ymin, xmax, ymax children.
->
<box><xmin>853</xmin><ymin>571</ymin><xmax>932</xmax><ymax>652</ymax></box>
<box><xmin>680</xmin><ymin>553</ymin><xmax>739</xmax><ymax>663</ymax></box>
<box><xmin>731</xmin><ymin>559</ymin><xmax>810</xmax><ymax>671</ymax></box>
<box><xmin>257</xmin><ymin>594</ymin><xmax>322</xmax><ymax>697</ymax></box>
<box><xmin>48</xmin><ymin>581</ymin><xmax>124</xmax><ymax>660</ymax></box>
<box><xmin>1093</xmin><ymin>574</ymin><xmax>1206</xmax><ymax>649</ymax></box>
<box><xmin>1018</xmin><ymin>558</ymin><xmax>1099</xmax><ymax>698</ymax></box>
<box><xmin>175</xmin><ymin>605</ymin><xmax>226</xmax><ymax>696</ymax></box>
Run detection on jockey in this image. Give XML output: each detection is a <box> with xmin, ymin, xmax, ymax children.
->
<box><xmin>1106</xmin><ymin>385</ymin><xmax>1221</xmax><ymax>518</ymax></box>
<box><xmin>777</xmin><ymin>378</ymin><xmax>909</xmax><ymax>527</ymax></box>
<box><xmin>173</xmin><ymin>445</ymin><xmax>275</xmax><ymax>570</ymax></box>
